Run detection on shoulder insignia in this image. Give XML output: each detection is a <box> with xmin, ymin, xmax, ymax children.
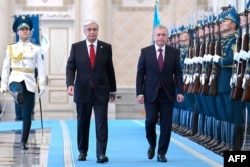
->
<box><xmin>232</xmin><ymin>44</ymin><xmax>237</xmax><ymax>53</ymax></box>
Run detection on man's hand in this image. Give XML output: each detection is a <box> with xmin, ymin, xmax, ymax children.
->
<box><xmin>67</xmin><ymin>86</ymin><xmax>74</xmax><ymax>96</ymax></box>
<box><xmin>137</xmin><ymin>95</ymin><xmax>144</xmax><ymax>104</ymax></box>
<box><xmin>109</xmin><ymin>94</ymin><xmax>116</xmax><ymax>102</ymax></box>
<box><xmin>176</xmin><ymin>94</ymin><xmax>184</xmax><ymax>103</ymax></box>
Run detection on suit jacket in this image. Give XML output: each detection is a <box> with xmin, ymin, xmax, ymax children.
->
<box><xmin>136</xmin><ymin>45</ymin><xmax>184</xmax><ymax>103</ymax></box>
<box><xmin>66</xmin><ymin>40</ymin><xmax>116</xmax><ymax>103</ymax></box>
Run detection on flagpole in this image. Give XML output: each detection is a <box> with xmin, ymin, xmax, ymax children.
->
<box><xmin>152</xmin><ymin>0</ymin><xmax>161</xmax><ymax>43</ymax></box>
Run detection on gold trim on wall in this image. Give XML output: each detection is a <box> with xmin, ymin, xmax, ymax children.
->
<box><xmin>111</xmin><ymin>0</ymin><xmax>170</xmax><ymax>11</ymax></box>
<box><xmin>15</xmin><ymin>0</ymin><xmax>74</xmax><ymax>11</ymax></box>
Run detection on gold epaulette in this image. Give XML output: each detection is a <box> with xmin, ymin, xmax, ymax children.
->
<box><xmin>8</xmin><ymin>45</ymin><xmax>23</xmax><ymax>63</ymax></box>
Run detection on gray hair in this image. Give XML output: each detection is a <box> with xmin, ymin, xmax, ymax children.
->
<box><xmin>83</xmin><ymin>19</ymin><xmax>99</xmax><ymax>30</ymax></box>
<box><xmin>154</xmin><ymin>25</ymin><xmax>168</xmax><ymax>34</ymax></box>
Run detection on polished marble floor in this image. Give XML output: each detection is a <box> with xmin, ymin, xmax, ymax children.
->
<box><xmin>0</xmin><ymin>128</ymin><xmax>50</xmax><ymax>167</ymax></box>
<box><xmin>0</xmin><ymin>98</ymin><xmax>76</xmax><ymax>167</ymax></box>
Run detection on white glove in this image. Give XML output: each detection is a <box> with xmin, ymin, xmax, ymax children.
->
<box><xmin>247</xmin><ymin>50</ymin><xmax>250</xmax><ymax>59</ymax></box>
<box><xmin>233</xmin><ymin>52</ymin><xmax>240</xmax><ymax>62</ymax></box>
<box><xmin>184</xmin><ymin>58</ymin><xmax>190</xmax><ymax>65</ymax></box>
<box><xmin>196</xmin><ymin>57</ymin><xmax>203</xmax><ymax>64</ymax></box>
<box><xmin>200</xmin><ymin>73</ymin><xmax>206</xmax><ymax>85</ymax></box>
<box><xmin>0</xmin><ymin>87</ymin><xmax>7</xmax><ymax>93</ymax></box>
<box><xmin>213</xmin><ymin>55</ymin><xmax>221</xmax><ymax>63</ymax></box>
<box><xmin>242</xmin><ymin>74</ymin><xmax>250</xmax><ymax>89</ymax></box>
<box><xmin>189</xmin><ymin>58</ymin><xmax>194</xmax><ymax>64</ymax></box>
<box><xmin>240</xmin><ymin>50</ymin><xmax>248</xmax><ymax>60</ymax></box>
<box><xmin>191</xmin><ymin>57</ymin><xmax>197</xmax><ymax>64</ymax></box>
<box><xmin>38</xmin><ymin>90</ymin><xmax>45</xmax><ymax>98</ymax></box>
<box><xmin>206</xmin><ymin>54</ymin><xmax>213</xmax><ymax>62</ymax></box>
<box><xmin>203</xmin><ymin>54</ymin><xmax>208</xmax><ymax>62</ymax></box>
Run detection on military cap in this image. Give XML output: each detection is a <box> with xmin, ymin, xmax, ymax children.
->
<box><xmin>12</xmin><ymin>15</ymin><xmax>33</xmax><ymax>33</ymax></box>
<box><xmin>171</xmin><ymin>28</ymin><xmax>178</xmax><ymax>36</ymax></box>
<box><xmin>224</xmin><ymin>7</ymin><xmax>240</xmax><ymax>27</ymax></box>
<box><xmin>196</xmin><ymin>19</ymin><xmax>204</xmax><ymax>28</ymax></box>
<box><xmin>203</xmin><ymin>17</ymin><xmax>210</xmax><ymax>26</ymax></box>
<box><xmin>178</xmin><ymin>25</ymin><xmax>186</xmax><ymax>34</ymax></box>
<box><xmin>208</xmin><ymin>14</ymin><xmax>216</xmax><ymax>24</ymax></box>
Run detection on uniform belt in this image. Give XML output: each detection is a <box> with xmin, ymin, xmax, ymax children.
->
<box><xmin>221</xmin><ymin>65</ymin><xmax>234</xmax><ymax>68</ymax></box>
<box><xmin>12</xmin><ymin>68</ymin><xmax>34</xmax><ymax>73</ymax></box>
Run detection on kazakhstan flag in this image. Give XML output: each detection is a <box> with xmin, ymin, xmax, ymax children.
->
<box><xmin>153</xmin><ymin>0</ymin><xmax>161</xmax><ymax>28</ymax></box>
<box><xmin>152</xmin><ymin>0</ymin><xmax>161</xmax><ymax>43</ymax></box>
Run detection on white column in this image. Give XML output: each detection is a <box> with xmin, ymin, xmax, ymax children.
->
<box><xmin>81</xmin><ymin>0</ymin><xmax>107</xmax><ymax>41</ymax></box>
<box><xmin>0</xmin><ymin>1</ymin><xmax>11</xmax><ymax>69</ymax></box>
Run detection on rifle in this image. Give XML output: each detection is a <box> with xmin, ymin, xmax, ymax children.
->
<box><xmin>183</xmin><ymin>29</ymin><xmax>194</xmax><ymax>92</ymax></box>
<box><xmin>192</xmin><ymin>24</ymin><xmax>205</xmax><ymax>94</ymax></box>
<box><xmin>209</xmin><ymin>5</ymin><xmax>233</xmax><ymax>96</ymax></box>
<box><xmin>242</xmin><ymin>62</ymin><xmax>250</xmax><ymax>101</ymax></box>
<box><xmin>242</xmin><ymin>10</ymin><xmax>250</xmax><ymax>101</ymax></box>
<box><xmin>201</xmin><ymin>17</ymin><xmax>214</xmax><ymax>95</ymax></box>
<box><xmin>209</xmin><ymin>17</ymin><xmax>222</xmax><ymax>96</ymax></box>
<box><xmin>187</xmin><ymin>27</ymin><xmax>200</xmax><ymax>93</ymax></box>
<box><xmin>230</xmin><ymin>12</ymin><xmax>248</xmax><ymax>100</ymax></box>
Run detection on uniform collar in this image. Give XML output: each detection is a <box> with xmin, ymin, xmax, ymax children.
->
<box><xmin>18</xmin><ymin>40</ymin><xmax>30</xmax><ymax>45</ymax></box>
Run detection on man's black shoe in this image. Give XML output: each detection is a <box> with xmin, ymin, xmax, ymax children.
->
<box><xmin>78</xmin><ymin>153</ymin><xmax>87</xmax><ymax>161</ymax></box>
<box><xmin>97</xmin><ymin>155</ymin><xmax>109</xmax><ymax>163</ymax></box>
<box><xmin>157</xmin><ymin>154</ymin><xmax>167</xmax><ymax>162</ymax></box>
<box><xmin>147</xmin><ymin>146</ymin><xmax>155</xmax><ymax>159</ymax></box>
<box><xmin>21</xmin><ymin>142</ymin><xmax>28</xmax><ymax>150</ymax></box>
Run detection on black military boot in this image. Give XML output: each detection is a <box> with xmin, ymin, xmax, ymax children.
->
<box><xmin>21</xmin><ymin>122</ymin><xmax>31</xmax><ymax>150</ymax></box>
<box><xmin>190</xmin><ymin>111</ymin><xmax>199</xmax><ymax>136</ymax></box>
<box><xmin>217</xmin><ymin>122</ymin><xmax>231</xmax><ymax>155</ymax></box>
<box><xmin>212</xmin><ymin>121</ymin><xmax>225</xmax><ymax>151</ymax></box>
<box><xmin>229</xmin><ymin>124</ymin><xmax>243</xmax><ymax>151</ymax></box>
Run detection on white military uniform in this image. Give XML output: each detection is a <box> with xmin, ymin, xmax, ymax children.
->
<box><xmin>1</xmin><ymin>40</ymin><xmax>46</xmax><ymax>93</ymax></box>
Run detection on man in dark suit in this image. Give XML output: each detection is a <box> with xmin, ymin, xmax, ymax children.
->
<box><xmin>136</xmin><ymin>25</ymin><xmax>184</xmax><ymax>163</ymax></box>
<box><xmin>66</xmin><ymin>19</ymin><xmax>116</xmax><ymax>163</ymax></box>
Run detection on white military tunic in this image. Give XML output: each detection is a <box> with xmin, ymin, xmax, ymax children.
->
<box><xmin>1</xmin><ymin>40</ymin><xmax>46</xmax><ymax>93</ymax></box>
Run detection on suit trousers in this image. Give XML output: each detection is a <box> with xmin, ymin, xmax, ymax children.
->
<box><xmin>76</xmin><ymin>89</ymin><xmax>109</xmax><ymax>156</ymax></box>
<box><xmin>144</xmin><ymin>88</ymin><xmax>174</xmax><ymax>155</ymax></box>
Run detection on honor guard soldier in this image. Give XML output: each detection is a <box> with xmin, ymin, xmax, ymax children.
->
<box><xmin>174</xmin><ymin>25</ymin><xmax>196</xmax><ymax>136</ymax></box>
<box><xmin>212</xmin><ymin>7</ymin><xmax>244</xmax><ymax>155</ymax></box>
<box><xmin>236</xmin><ymin>0</ymin><xmax>250</xmax><ymax>150</ymax></box>
<box><xmin>205</xmin><ymin>14</ymin><xmax>224</xmax><ymax>150</ymax></box>
<box><xmin>172</xmin><ymin>25</ymin><xmax>186</xmax><ymax>133</ymax></box>
<box><xmin>0</xmin><ymin>15</ymin><xmax>46</xmax><ymax>150</ymax></box>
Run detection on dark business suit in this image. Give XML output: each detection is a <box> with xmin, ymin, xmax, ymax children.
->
<box><xmin>66</xmin><ymin>39</ymin><xmax>116</xmax><ymax>156</ymax></box>
<box><xmin>136</xmin><ymin>44</ymin><xmax>184</xmax><ymax>155</ymax></box>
